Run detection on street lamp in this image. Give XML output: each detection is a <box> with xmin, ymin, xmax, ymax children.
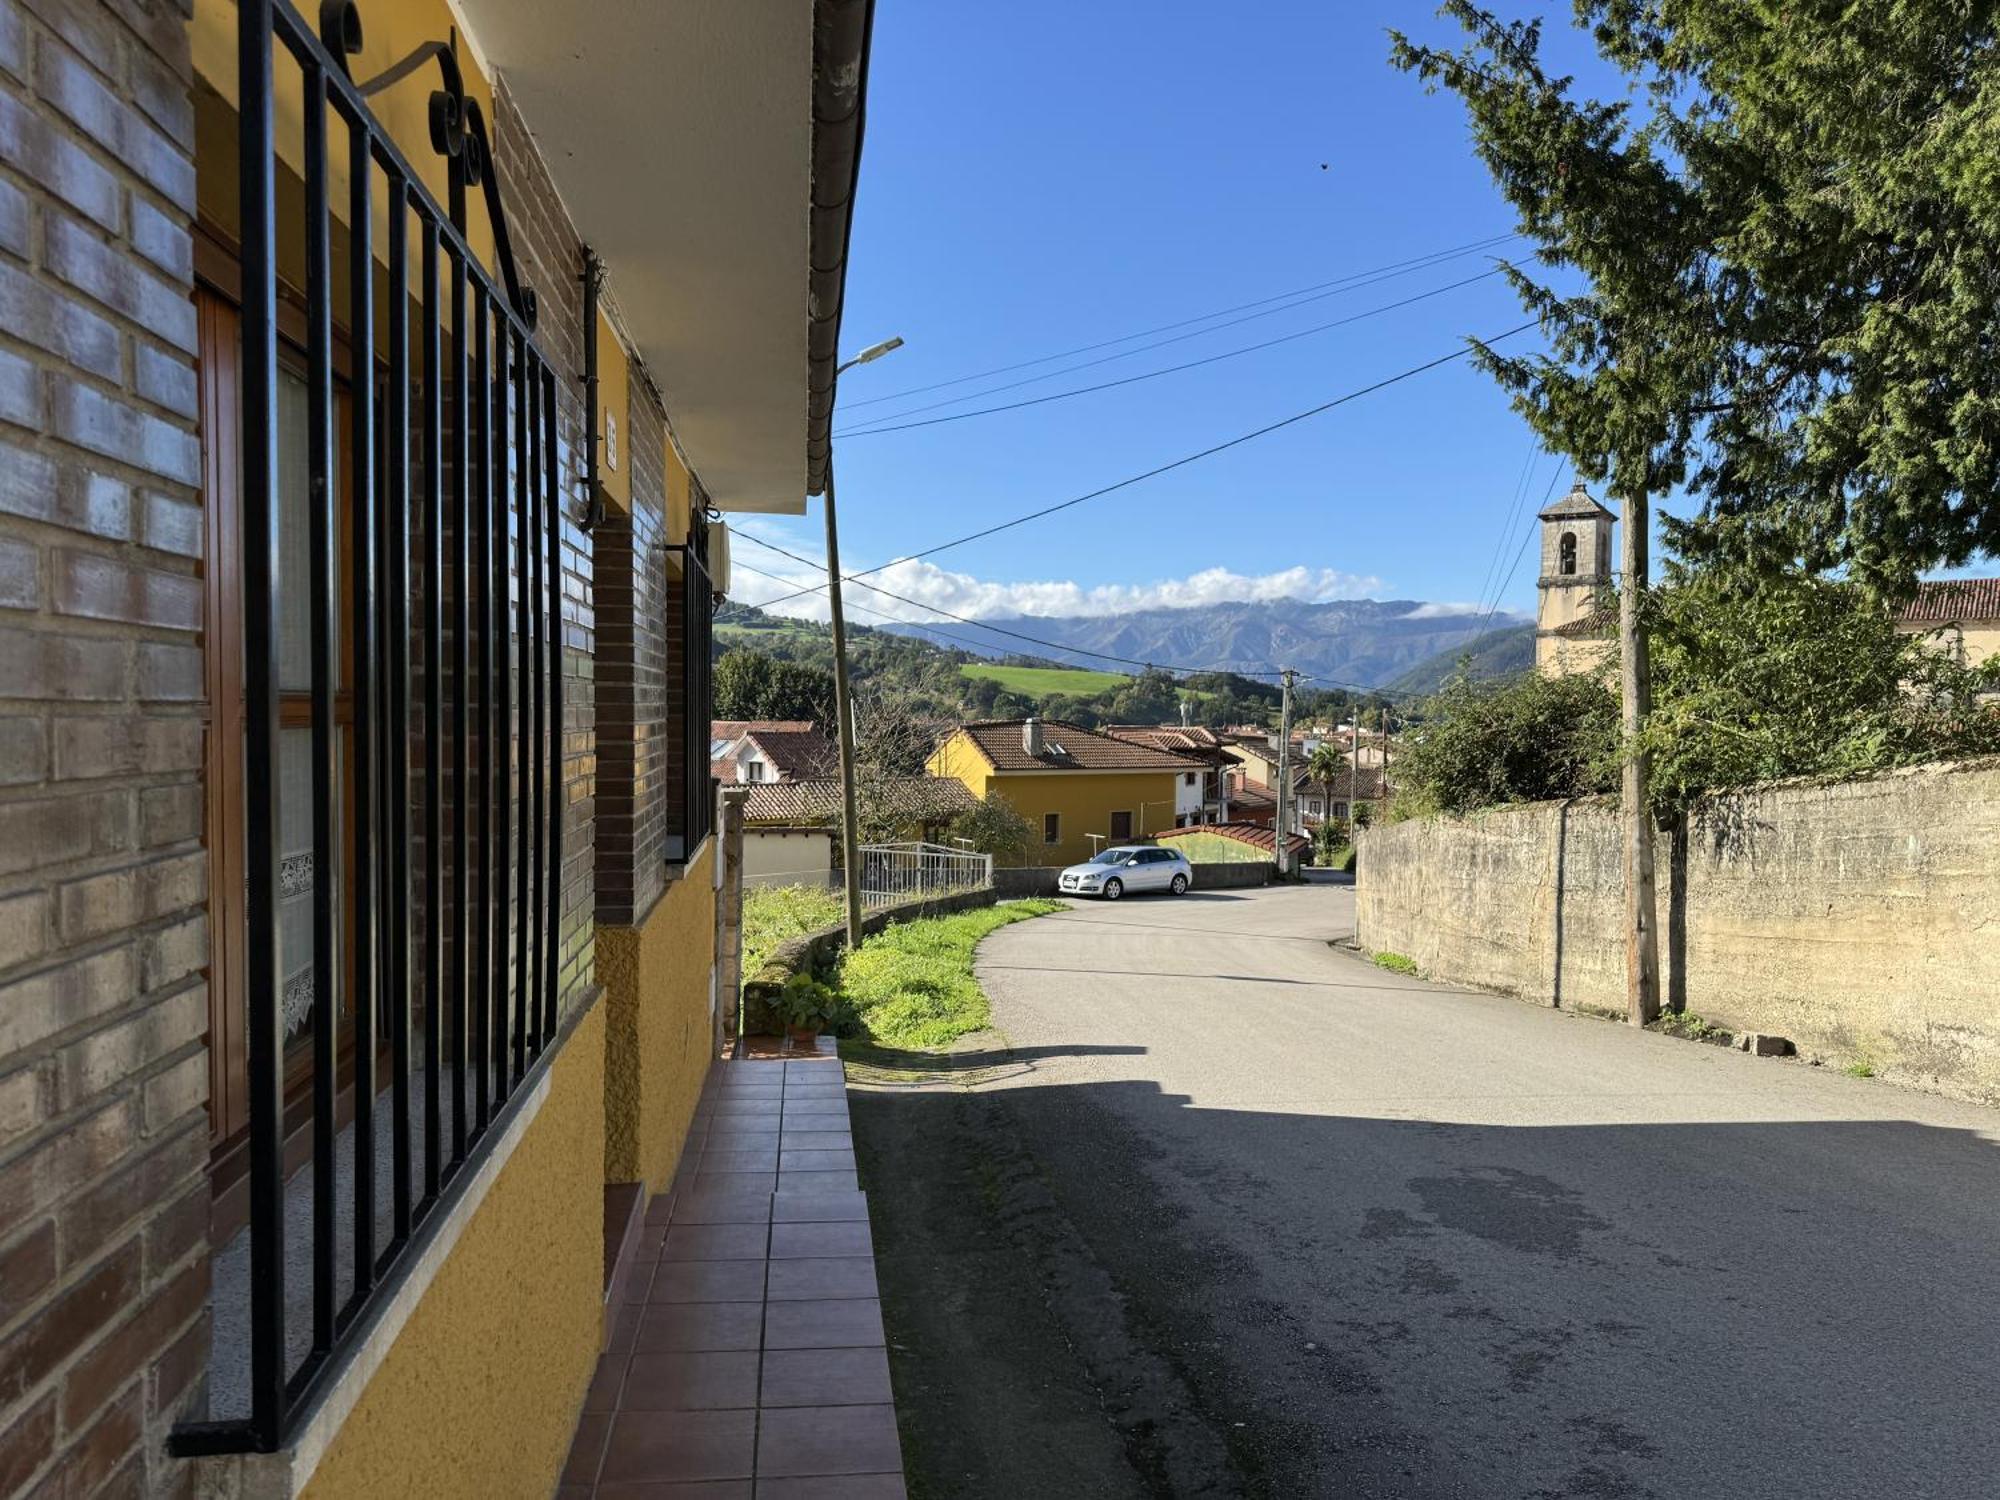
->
<box><xmin>825</xmin><ymin>335</ymin><xmax>903</xmax><ymax>951</ymax></box>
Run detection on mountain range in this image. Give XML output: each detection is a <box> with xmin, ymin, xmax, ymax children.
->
<box><xmin>881</xmin><ymin>597</ymin><xmax>1532</xmax><ymax>690</ymax></box>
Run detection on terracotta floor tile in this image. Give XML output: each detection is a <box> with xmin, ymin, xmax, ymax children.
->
<box><xmin>758</xmin><ymin>1346</ymin><xmax>893</xmax><ymax>1409</ymax></box>
<box><xmin>561</xmin><ymin>1411</ymin><xmax>610</xmax><ymax>1486</ymax></box>
<box><xmin>586</xmin><ymin>1354</ymin><xmax>631</xmax><ymax>1412</ymax></box>
<box><xmin>599</xmin><ymin>1484</ymin><xmax>752</xmax><ymax>1499</ymax></box>
<box><xmin>753</xmin><ymin>1478</ymin><xmax>906</xmax><ymax>1500</ymax></box>
<box><xmin>765</xmin><ymin>1258</ymin><xmax>877</xmax><ymax>1302</ymax></box>
<box><xmin>778</xmin><ymin>1130</ymin><xmax>852</xmax><ymax>1151</ymax></box>
<box><xmin>636</xmin><ymin>1301</ymin><xmax>764</xmax><ymax>1353</ymax></box>
<box><xmin>649</xmin><ymin>1260</ymin><xmax>768</xmax><ymax>1304</ymax></box>
<box><xmin>694</xmin><ymin>1171</ymin><xmax>778</xmax><ymax>1196</ymax></box>
<box><xmin>767</xmin><ymin>1221</ymin><xmax>871</xmax><ymax>1261</ymax></box>
<box><xmin>770</xmin><ymin>1190</ymin><xmax>869</xmax><ymax>1224</ymax></box>
<box><xmin>646</xmin><ymin>1191</ymin><xmax>681</xmax><ymax>1226</ymax></box>
<box><xmin>600</xmin><ymin>1407</ymin><xmax>757</xmax><ymax>1484</ymax></box>
<box><xmin>707</xmin><ymin>1127</ymin><xmax>782</xmax><ymax>1149</ymax></box>
<box><xmin>709</xmin><ymin>1102</ymin><xmax>785</xmax><ymax>1123</ymax></box>
<box><xmin>704</xmin><ymin>1147</ymin><xmax>781</xmax><ymax>1172</ymax></box>
<box><xmin>621</xmin><ymin>1349</ymin><xmax>761</xmax><ymax>1411</ymax></box>
<box><xmin>762</xmin><ymin>1298</ymin><xmax>885</xmax><ymax>1351</ymax></box>
<box><xmin>778</xmin><ymin>1149</ymin><xmax>855</xmax><ymax>1174</ymax></box>
<box><xmin>670</xmin><ymin>1189</ymin><xmax>775</xmax><ymax>1226</ymax></box>
<box><xmin>619</xmin><ymin>1262</ymin><xmax>659</xmax><ymax>1303</ymax></box>
<box><xmin>662</xmin><ymin>1223</ymin><xmax>770</xmax><ymax>1262</ymax></box>
<box><xmin>777</xmin><ymin>1170</ymin><xmax>858</xmax><ymax>1195</ymax></box>
<box><xmin>607</xmin><ymin>1301</ymin><xmax>643</xmax><ymax>1353</ymax></box>
<box><xmin>754</xmin><ymin>1404</ymin><xmax>902</xmax><ymax>1479</ymax></box>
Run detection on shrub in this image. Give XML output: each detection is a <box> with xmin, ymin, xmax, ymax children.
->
<box><xmin>1393</xmin><ymin>668</ymin><xmax>1620</xmax><ymax>816</ymax></box>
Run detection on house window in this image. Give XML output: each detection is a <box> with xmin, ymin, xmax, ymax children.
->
<box><xmin>1559</xmin><ymin>531</ymin><xmax>1578</xmax><ymax>575</ymax></box>
<box><xmin>1043</xmin><ymin>812</ymin><xmax>1061</xmax><ymax>845</ymax></box>
<box><xmin>187</xmin><ymin>23</ymin><xmax>566</xmax><ymax>1449</ymax></box>
<box><xmin>1110</xmin><ymin>810</ymin><xmax>1133</xmax><ymax>840</ymax></box>
<box><xmin>1184</xmin><ymin>772</ymin><xmax>1196</xmax><ymax>786</ymax></box>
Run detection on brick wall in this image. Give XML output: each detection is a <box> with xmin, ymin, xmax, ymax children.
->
<box><xmin>592</xmin><ymin>372</ymin><xmax>669</xmax><ymax>926</ymax></box>
<box><xmin>0</xmin><ymin>0</ymin><xmax>210</xmax><ymax>1495</ymax></box>
<box><xmin>491</xmin><ymin>76</ymin><xmax>597</xmax><ymax>1016</ymax></box>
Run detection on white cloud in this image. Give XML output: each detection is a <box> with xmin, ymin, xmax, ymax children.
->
<box><xmin>1400</xmin><ymin>601</ymin><xmax>1493</xmax><ymax>619</ymax></box>
<box><xmin>724</xmin><ymin>530</ymin><xmax>1388</xmax><ymax>625</ymax></box>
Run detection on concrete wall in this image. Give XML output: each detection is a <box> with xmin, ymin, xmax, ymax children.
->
<box><xmin>743</xmin><ymin>826</ymin><xmax>833</xmax><ymax>887</ymax></box>
<box><xmin>1356</xmin><ymin>759</ymin><xmax>2000</xmax><ymax>1102</ymax></box>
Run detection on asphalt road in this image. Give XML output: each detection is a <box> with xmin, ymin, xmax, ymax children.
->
<box><xmin>850</xmin><ymin>881</ymin><xmax>2000</xmax><ymax>1500</ymax></box>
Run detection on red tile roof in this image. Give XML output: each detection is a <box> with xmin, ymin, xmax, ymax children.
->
<box><xmin>954</xmin><ymin>720</ymin><xmax>1197</xmax><ymax>772</ymax></box>
<box><xmin>1102</xmin><ymin>725</ymin><xmax>1231</xmax><ymax>764</ymax></box>
<box><xmin>1550</xmin><ymin>605</ymin><xmax>1617</xmax><ymax>640</ymax></box>
<box><xmin>1898</xmin><ymin>578</ymin><xmax>2000</xmax><ymax>624</ymax></box>
<box><xmin>739</xmin><ymin>728</ymin><xmax>840</xmax><ymax>780</ymax></box>
<box><xmin>711</xmin><ymin>719</ymin><xmax>816</xmax><ymax>742</ymax></box>
<box><xmin>741</xmin><ymin>776</ymin><xmax>976</xmax><ymax>826</ymax></box>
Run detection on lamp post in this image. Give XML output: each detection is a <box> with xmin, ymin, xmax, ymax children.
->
<box><xmin>825</xmin><ymin>336</ymin><xmax>903</xmax><ymax>950</ymax></box>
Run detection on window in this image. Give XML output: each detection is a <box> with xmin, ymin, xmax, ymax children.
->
<box><xmin>1110</xmin><ymin>810</ymin><xmax>1133</xmax><ymax>840</ymax></box>
<box><xmin>1043</xmin><ymin>812</ymin><xmax>1061</xmax><ymax>844</ymax></box>
<box><xmin>1559</xmin><ymin>531</ymin><xmax>1578</xmax><ymax>575</ymax></box>
<box><xmin>1184</xmin><ymin>772</ymin><xmax>1196</xmax><ymax>786</ymax></box>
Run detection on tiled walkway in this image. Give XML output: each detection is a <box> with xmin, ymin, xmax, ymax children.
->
<box><xmin>559</xmin><ymin>1052</ymin><xmax>905</xmax><ymax>1498</ymax></box>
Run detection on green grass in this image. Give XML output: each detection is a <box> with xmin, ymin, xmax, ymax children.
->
<box><xmin>1653</xmin><ymin>1010</ymin><xmax>1722</xmax><ymax>1042</ymax></box>
<box><xmin>840</xmin><ymin>900</ymin><xmax>1065</xmax><ymax>1051</ymax></box>
<box><xmin>1844</xmin><ymin>1059</ymin><xmax>1877</xmax><ymax>1079</ymax></box>
<box><xmin>1371</xmin><ymin>951</ymin><xmax>1420</xmax><ymax>977</ymax></box>
<box><xmin>741</xmin><ymin>883</ymin><xmax>845</xmax><ymax>977</ymax></box>
<box><xmin>957</xmin><ymin>662</ymin><xmax>1129</xmax><ymax>697</ymax></box>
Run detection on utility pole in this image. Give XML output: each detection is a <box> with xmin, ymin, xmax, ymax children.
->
<box><xmin>820</xmin><ymin>336</ymin><xmax>904</xmax><ymax>952</ymax></box>
<box><xmin>1619</xmin><ymin>492</ymin><xmax>1661</xmax><ymax>1024</ymax></box>
<box><xmin>1347</xmin><ymin>709</ymin><xmax>1359</xmax><ymax>827</ymax></box>
<box><xmin>1274</xmin><ymin>669</ymin><xmax>1296</xmax><ymax>876</ymax></box>
<box><xmin>822</xmin><ymin>462</ymin><xmax>865</xmax><ymax>950</ymax></box>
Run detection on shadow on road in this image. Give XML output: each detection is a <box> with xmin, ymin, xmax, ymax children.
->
<box><xmin>851</xmin><ymin>1067</ymin><xmax>2000</xmax><ymax>1500</ymax></box>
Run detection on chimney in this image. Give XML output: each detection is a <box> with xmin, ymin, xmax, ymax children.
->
<box><xmin>1023</xmin><ymin>717</ymin><xmax>1044</xmax><ymax>757</ymax></box>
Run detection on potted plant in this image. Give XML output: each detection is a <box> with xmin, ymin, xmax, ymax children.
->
<box><xmin>776</xmin><ymin>974</ymin><xmax>839</xmax><ymax>1047</ymax></box>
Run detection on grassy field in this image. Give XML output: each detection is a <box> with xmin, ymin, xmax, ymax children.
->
<box><xmin>840</xmin><ymin>901</ymin><xmax>1065</xmax><ymax>1051</ymax></box>
<box><xmin>741</xmin><ymin>883</ymin><xmax>844</xmax><ymax>977</ymax></box>
<box><xmin>958</xmin><ymin>662</ymin><xmax>1129</xmax><ymax>696</ymax></box>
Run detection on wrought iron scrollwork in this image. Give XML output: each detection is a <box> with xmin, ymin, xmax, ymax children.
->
<box><xmin>341</xmin><ymin>10</ymin><xmax>537</xmax><ymax>330</ymax></box>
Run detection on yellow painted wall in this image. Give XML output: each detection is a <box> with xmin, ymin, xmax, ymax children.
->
<box><xmin>928</xmin><ymin>735</ymin><xmax>1179</xmax><ymax>866</ymax></box>
<box><xmin>599</xmin><ymin>839</ymin><xmax>717</xmax><ymax>1192</ymax></box>
<box><xmin>1897</xmin><ymin>619</ymin><xmax>2000</xmax><ymax>671</ymax></box>
<box><xmin>301</xmin><ymin>1000</ymin><xmax>606</xmax><ymax>1500</ymax></box>
<box><xmin>191</xmin><ymin>0</ymin><xmax>498</xmax><ymax>271</ymax></box>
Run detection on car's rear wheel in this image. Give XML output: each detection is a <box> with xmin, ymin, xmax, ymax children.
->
<box><xmin>1170</xmin><ymin>873</ymin><xmax>1188</xmax><ymax>895</ymax></box>
<box><xmin>1102</xmin><ymin>878</ymin><xmax>1123</xmax><ymax>900</ymax></box>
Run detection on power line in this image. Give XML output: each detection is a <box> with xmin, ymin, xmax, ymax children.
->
<box><xmin>840</xmin><ymin>231</ymin><xmax>1521</xmax><ymax>411</ymax></box>
<box><xmin>747</xmin><ymin>320</ymin><xmax>1539</xmax><ymax>613</ymax></box>
<box><xmin>731</xmin><ymin>531</ymin><xmax>1420</xmax><ymax>701</ymax></box>
<box><xmin>1469</xmin><ymin>463</ymin><xmax>1569</xmax><ymax>647</ymax></box>
<box><xmin>837</xmin><ymin>269</ymin><xmax>1504</xmax><ymax>439</ymax></box>
<box><xmin>1452</xmin><ymin>438</ymin><xmax>1543</xmax><ymax>654</ymax></box>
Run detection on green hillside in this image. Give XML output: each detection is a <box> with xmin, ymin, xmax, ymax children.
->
<box><xmin>1387</xmin><ymin>623</ymin><xmax>1537</xmax><ymax>696</ymax></box>
<box><xmin>957</xmin><ymin>662</ymin><xmax>1129</xmax><ymax>696</ymax></box>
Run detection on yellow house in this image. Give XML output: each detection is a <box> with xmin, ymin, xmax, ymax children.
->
<box><xmin>930</xmin><ymin>719</ymin><xmax>1196</xmax><ymax>866</ymax></box>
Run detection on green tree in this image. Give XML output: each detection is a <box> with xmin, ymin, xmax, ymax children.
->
<box><xmin>945</xmin><ymin>795</ymin><xmax>1034</xmax><ymax>862</ymax></box>
<box><xmin>1641</xmin><ymin>571</ymin><xmax>2000</xmax><ymax>812</ymax></box>
<box><xmin>713</xmin><ymin>648</ymin><xmax>833</xmax><ymax>724</ymax></box>
<box><xmin>1392</xmin><ymin>2</ymin><xmax>2000</xmax><ymax>588</ymax></box>
<box><xmin>1391</xmin><ymin>667</ymin><xmax>1621</xmax><ymax>816</ymax></box>
<box><xmin>1306</xmin><ymin>742</ymin><xmax>1347</xmax><ymax>816</ymax></box>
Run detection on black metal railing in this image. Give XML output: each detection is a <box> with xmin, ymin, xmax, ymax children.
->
<box><xmin>678</xmin><ymin>513</ymin><xmax>716</xmax><ymax>856</ymax></box>
<box><xmin>176</xmin><ymin>0</ymin><xmax>565</xmax><ymax>1455</ymax></box>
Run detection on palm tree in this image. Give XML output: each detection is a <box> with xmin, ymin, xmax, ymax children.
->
<box><xmin>1306</xmin><ymin>742</ymin><xmax>1347</xmax><ymax>826</ymax></box>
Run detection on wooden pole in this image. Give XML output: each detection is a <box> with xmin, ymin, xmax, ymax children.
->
<box><xmin>1619</xmin><ymin>491</ymin><xmax>1661</xmax><ymax>1024</ymax></box>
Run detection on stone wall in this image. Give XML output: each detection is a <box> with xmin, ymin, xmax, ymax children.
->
<box><xmin>1356</xmin><ymin>759</ymin><xmax>2000</xmax><ymax>1102</ymax></box>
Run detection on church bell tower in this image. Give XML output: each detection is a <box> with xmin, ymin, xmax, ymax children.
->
<box><xmin>1535</xmin><ymin>480</ymin><xmax>1616</xmax><ymax>669</ymax></box>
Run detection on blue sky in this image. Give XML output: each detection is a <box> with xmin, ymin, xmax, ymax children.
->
<box><xmin>733</xmin><ymin>2</ymin><xmax>1622</xmax><ymax>625</ymax></box>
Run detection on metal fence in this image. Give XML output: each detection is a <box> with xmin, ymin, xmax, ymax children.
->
<box><xmin>856</xmin><ymin>842</ymin><xmax>994</xmax><ymax>909</ymax></box>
